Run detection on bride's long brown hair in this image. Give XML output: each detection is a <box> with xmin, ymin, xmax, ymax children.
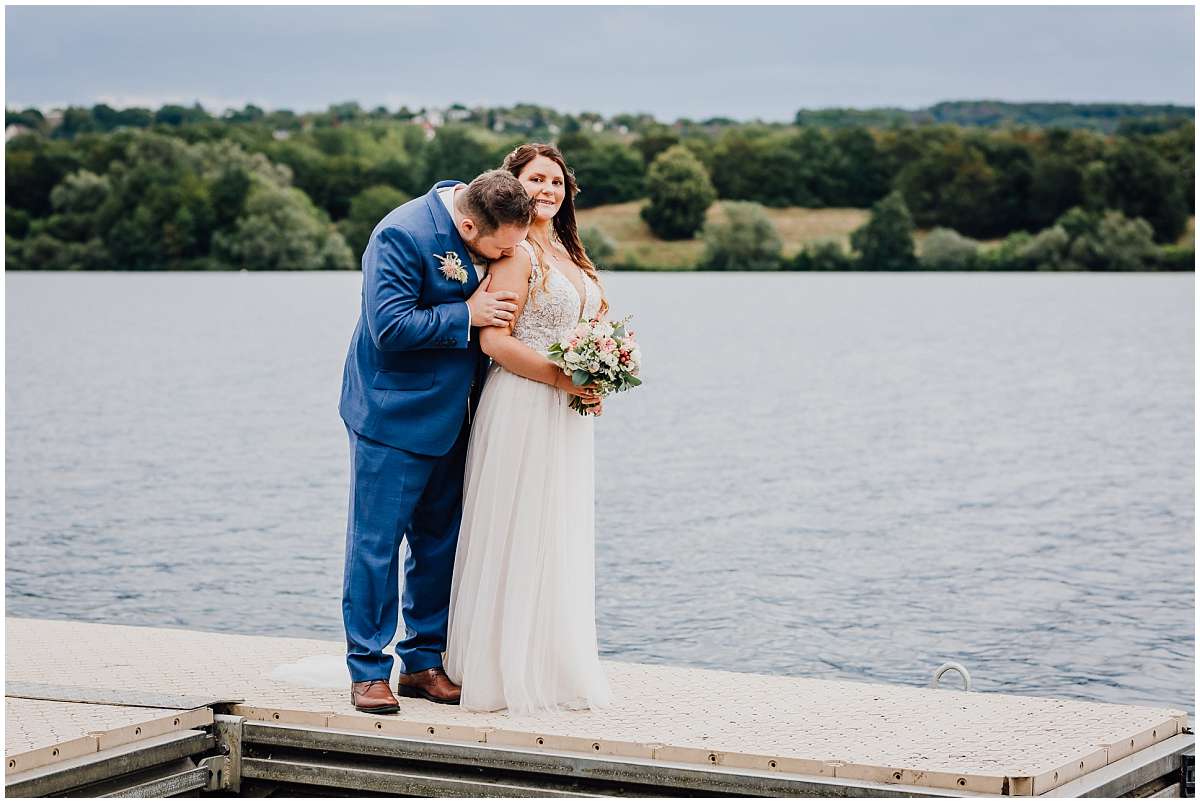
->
<box><xmin>501</xmin><ymin>143</ymin><xmax>608</xmax><ymax>317</ymax></box>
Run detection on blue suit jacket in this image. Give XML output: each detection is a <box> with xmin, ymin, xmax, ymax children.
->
<box><xmin>339</xmin><ymin>181</ymin><xmax>489</xmax><ymax>457</ymax></box>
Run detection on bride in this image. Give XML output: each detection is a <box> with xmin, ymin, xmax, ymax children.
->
<box><xmin>444</xmin><ymin>143</ymin><xmax>613</xmax><ymax>713</ymax></box>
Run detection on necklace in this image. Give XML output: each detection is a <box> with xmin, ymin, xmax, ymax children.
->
<box><xmin>529</xmin><ymin>236</ymin><xmax>587</xmax><ymax>318</ymax></box>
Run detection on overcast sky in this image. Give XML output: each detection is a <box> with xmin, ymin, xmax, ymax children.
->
<box><xmin>5</xmin><ymin>5</ymin><xmax>1194</xmax><ymax>121</ymax></box>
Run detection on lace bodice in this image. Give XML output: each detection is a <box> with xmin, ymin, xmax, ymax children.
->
<box><xmin>510</xmin><ymin>241</ymin><xmax>601</xmax><ymax>354</ymax></box>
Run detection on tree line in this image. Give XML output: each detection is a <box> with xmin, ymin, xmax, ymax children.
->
<box><xmin>794</xmin><ymin>100</ymin><xmax>1193</xmax><ymax>133</ymax></box>
<box><xmin>5</xmin><ymin>100</ymin><xmax>1194</xmax><ymax>271</ymax></box>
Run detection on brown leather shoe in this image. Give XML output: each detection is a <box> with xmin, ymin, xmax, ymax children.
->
<box><xmin>397</xmin><ymin>667</ymin><xmax>460</xmax><ymax>705</ymax></box>
<box><xmin>350</xmin><ymin>679</ymin><xmax>400</xmax><ymax>714</ymax></box>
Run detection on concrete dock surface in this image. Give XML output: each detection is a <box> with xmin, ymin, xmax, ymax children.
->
<box><xmin>4</xmin><ymin>617</ymin><xmax>1191</xmax><ymax>795</ymax></box>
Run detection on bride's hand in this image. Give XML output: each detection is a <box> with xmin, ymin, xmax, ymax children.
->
<box><xmin>554</xmin><ymin>373</ymin><xmax>602</xmax><ymax>406</ymax></box>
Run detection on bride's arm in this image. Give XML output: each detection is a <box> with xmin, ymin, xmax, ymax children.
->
<box><xmin>478</xmin><ymin>251</ymin><xmax>600</xmax><ymax>403</ymax></box>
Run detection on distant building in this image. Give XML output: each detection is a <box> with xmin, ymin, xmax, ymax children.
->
<box><xmin>272</xmin><ymin>129</ymin><xmax>291</xmax><ymax>141</ymax></box>
<box><xmin>5</xmin><ymin>124</ymin><xmax>33</xmax><ymax>141</ymax></box>
<box><xmin>416</xmin><ymin>109</ymin><xmax>445</xmax><ymax>128</ymax></box>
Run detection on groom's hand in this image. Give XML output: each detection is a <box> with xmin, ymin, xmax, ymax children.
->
<box><xmin>467</xmin><ymin>275</ymin><xmax>519</xmax><ymax>328</ymax></box>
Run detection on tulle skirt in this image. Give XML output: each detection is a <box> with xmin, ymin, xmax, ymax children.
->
<box><xmin>445</xmin><ymin>366</ymin><xmax>612</xmax><ymax>713</ymax></box>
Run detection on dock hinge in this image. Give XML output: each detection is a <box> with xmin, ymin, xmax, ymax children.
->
<box><xmin>210</xmin><ymin>714</ymin><xmax>244</xmax><ymax>793</ymax></box>
<box><xmin>1181</xmin><ymin>748</ymin><xmax>1194</xmax><ymax>798</ymax></box>
<box><xmin>199</xmin><ymin>755</ymin><xmax>229</xmax><ymax>791</ymax></box>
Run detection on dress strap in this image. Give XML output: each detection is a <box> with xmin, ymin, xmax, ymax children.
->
<box><xmin>517</xmin><ymin>240</ymin><xmax>541</xmax><ymax>285</ymax></box>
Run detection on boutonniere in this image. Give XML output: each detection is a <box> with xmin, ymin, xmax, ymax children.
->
<box><xmin>434</xmin><ymin>251</ymin><xmax>469</xmax><ymax>283</ymax></box>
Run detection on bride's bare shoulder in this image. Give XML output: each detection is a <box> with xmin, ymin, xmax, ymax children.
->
<box><xmin>488</xmin><ymin>243</ymin><xmax>534</xmax><ymax>281</ymax></box>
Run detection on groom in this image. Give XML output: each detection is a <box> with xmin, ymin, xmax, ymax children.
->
<box><xmin>339</xmin><ymin>170</ymin><xmax>536</xmax><ymax>713</ymax></box>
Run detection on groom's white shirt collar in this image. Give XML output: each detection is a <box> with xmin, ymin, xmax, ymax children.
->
<box><xmin>437</xmin><ymin>184</ymin><xmax>485</xmax><ymax>281</ymax></box>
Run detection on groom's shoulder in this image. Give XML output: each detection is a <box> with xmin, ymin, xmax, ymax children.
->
<box><xmin>370</xmin><ymin>191</ymin><xmax>434</xmax><ymax>242</ymax></box>
<box><xmin>368</xmin><ymin>180</ymin><xmax>465</xmax><ymax>246</ymax></box>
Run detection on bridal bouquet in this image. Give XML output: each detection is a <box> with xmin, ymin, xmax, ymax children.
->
<box><xmin>548</xmin><ymin>315</ymin><xmax>642</xmax><ymax>415</ymax></box>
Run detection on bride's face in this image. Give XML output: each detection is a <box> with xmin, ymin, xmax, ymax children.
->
<box><xmin>517</xmin><ymin>156</ymin><xmax>566</xmax><ymax>222</ymax></box>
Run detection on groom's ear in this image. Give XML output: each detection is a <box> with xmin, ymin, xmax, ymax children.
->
<box><xmin>459</xmin><ymin>216</ymin><xmax>477</xmax><ymax>240</ymax></box>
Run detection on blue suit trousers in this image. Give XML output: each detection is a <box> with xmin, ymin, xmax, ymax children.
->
<box><xmin>342</xmin><ymin>414</ymin><xmax>469</xmax><ymax>682</ymax></box>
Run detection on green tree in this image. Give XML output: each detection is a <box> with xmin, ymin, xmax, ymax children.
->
<box><xmin>976</xmin><ymin>134</ymin><xmax>1034</xmax><ymax>235</ymax></box>
<box><xmin>976</xmin><ymin>231</ymin><xmax>1035</xmax><ymax>271</ymax></box>
<box><xmin>6</xmin><ymin>107</ymin><xmax>46</xmax><ymax>132</ymax></box>
<box><xmin>1009</xmin><ymin>207</ymin><xmax>1158</xmax><ymax>270</ymax></box>
<box><xmin>153</xmin><ymin>103</ymin><xmax>211</xmax><ymax>127</ymax></box>
<box><xmin>1151</xmin><ymin>121</ymin><xmax>1194</xmax><ymax>213</ymax></box>
<box><xmin>223</xmin><ymin>104</ymin><xmax>265</xmax><ymax>123</ymax></box>
<box><xmin>557</xmin><ymin>137</ymin><xmax>644</xmax><ymax>208</ymax></box>
<box><xmin>788</xmin><ymin>240</ymin><xmax>854</xmax><ymax>271</ymax></box>
<box><xmin>579</xmin><ymin>226</ymin><xmax>616</xmax><ymax>265</ymax></box>
<box><xmin>6</xmin><ymin>208</ymin><xmax>31</xmax><ymax>239</ymax></box>
<box><xmin>1017</xmin><ymin>226</ymin><xmax>1070</xmax><ymax>270</ymax></box>
<box><xmin>213</xmin><ymin>182</ymin><xmax>355</xmax><ymax>270</ymax></box>
<box><xmin>7</xmin><ymin>232</ymin><xmax>111</xmax><ymax>271</ymax></box>
<box><xmin>891</xmin><ymin>129</ymin><xmax>1036</xmax><ymax>238</ymax></box>
<box><xmin>5</xmin><ymin>135</ymin><xmax>83</xmax><ymax>216</ymax></box>
<box><xmin>1097</xmin><ymin>139</ymin><xmax>1189</xmax><ymax>243</ymax></box>
<box><xmin>55</xmin><ymin>107</ymin><xmax>99</xmax><ymax>138</ymax></box>
<box><xmin>641</xmin><ymin>145</ymin><xmax>716</xmax><ymax>240</ymax></box>
<box><xmin>700</xmin><ymin>202</ymin><xmax>783</xmax><ymax>270</ymax></box>
<box><xmin>94</xmin><ymin>134</ymin><xmax>218</xmax><ymax>267</ymax></box>
<box><xmin>632</xmin><ymin>125</ymin><xmax>680</xmax><ymax>165</ymax></box>
<box><xmin>1067</xmin><ymin>209</ymin><xmax>1157</xmax><ymax>270</ymax></box>
<box><xmin>850</xmin><ymin>190</ymin><xmax>917</xmax><ymax>270</ymax></box>
<box><xmin>709</xmin><ymin>127</ymin><xmax>810</xmax><ymax>205</ymax></box>
<box><xmin>895</xmin><ymin>137</ymin><xmax>995</xmax><ymax>235</ymax></box>
<box><xmin>707</xmin><ymin>128</ymin><xmax>767</xmax><ymax>202</ymax></box>
<box><xmin>338</xmin><ymin>184</ymin><xmax>411</xmax><ymax>261</ymax></box>
<box><xmin>1028</xmin><ymin>151</ymin><xmax>1085</xmax><ymax>231</ymax></box>
<box><xmin>1152</xmin><ymin>245</ymin><xmax>1195</xmax><ymax>271</ymax></box>
<box><xmin>210</xmin><ymin>167</ymin><xmax>253</xmax><ymax>228</ymax></box>
<box><xmin>919</xmin><ymin>227</ymin><xmax>980</xmax><ymax>270</ymax></box>
<box><xmin>779</xmin><ymin>127</ymin><xmax>838</xmax><ymax>206</ymax></box>
<box><xmin>420</xmin><ymin>126</ymin><xmax>498</xmax><ymax>187</ymax></box>
<box><xmin>34</xmin><ymin>170</ymin><xmax>113</xmax><ymax>244</ymax></box>
<box><xmin>829</xmin><ymin>127</ymin><xmax>890</xmax><ymax>207</ymax></box>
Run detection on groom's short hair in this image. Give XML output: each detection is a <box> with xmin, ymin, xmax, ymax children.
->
<box><xmin>462</xmin><ymin>170</ymin><xmax>536</xmax><ymax>234</ymax></box>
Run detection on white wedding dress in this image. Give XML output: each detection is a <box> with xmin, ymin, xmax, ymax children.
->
<box><xmin>444</xmin><ymin>241</ymin><xmax>612</xmax><ymax>714</ymax></box>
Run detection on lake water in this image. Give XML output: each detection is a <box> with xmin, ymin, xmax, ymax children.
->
<box><xmin>5</xmin><ymin>271</ymin><xmax>1194</xmax><ymax>715</ymax></box>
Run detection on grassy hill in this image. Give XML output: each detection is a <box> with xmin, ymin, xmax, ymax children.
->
<box><xmin>577</xmin><ymin>201</ymin><xmax>1195</xmax><ymax>270</ymax></box>
<box><xmin>577</xmin><ymin>201</ymin><xmax>872</xmax><ymax>269</ymax></box>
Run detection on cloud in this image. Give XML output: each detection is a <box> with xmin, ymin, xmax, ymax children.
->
<box><xmin>5</xmin><ymin>6</ymin><xmax>1193</xmax><ymax>120</ymax></box>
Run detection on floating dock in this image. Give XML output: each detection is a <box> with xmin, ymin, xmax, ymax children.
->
<box><xmin>5</xmin><ymin>617</ymin><xmax>1193</xmax><ymax>797</ymax></box>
